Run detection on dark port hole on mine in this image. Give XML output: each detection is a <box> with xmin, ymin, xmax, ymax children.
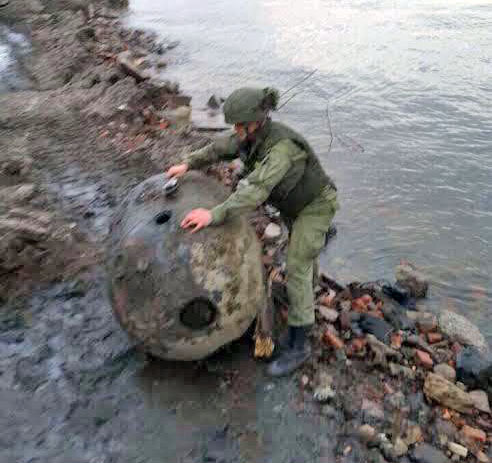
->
<box><xmin>180</xmin><ymin>297</ymin><xmax>217</xmax><ymax>330</ymax></box>
<box><xmin>155</xmin><ymin>210</ymin><xmax>172</xmax><ymax>225</ymax></box>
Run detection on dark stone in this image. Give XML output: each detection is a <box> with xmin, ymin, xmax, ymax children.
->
<box><xmin>408</xmin><ymin>391</ymin><xmax>430</xmax><ymax>424</ymax></box>
<box><xmin>409</xmin><ymin>443</ymin><xmax>450</xmax><ymax>463</ymax></box>
<box><xmin>383</xmin><ymin>304</ymin><xmax>416</xmax><ymax>331</ymax></box>
<box><xmin>207</xmin><ymin>95</ymin><xmax>221</xmax><ymax>109</ymax></box>
<box><xmin>456</xmin><ymin>346</ymin><xmax>492</xmax><ymax>391</ymax></box>
<box><xmin>359</xmin><ymin>314</ymin><xmax>393</xmax><ymax>343</ymax></box>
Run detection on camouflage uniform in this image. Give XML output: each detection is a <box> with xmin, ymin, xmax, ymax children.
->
<box><xmin>185</xmin><ymin>117</ymin><xmax>338</xmax><ymax>327</ymax></box>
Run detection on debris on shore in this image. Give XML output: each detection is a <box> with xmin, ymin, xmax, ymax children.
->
<box><xmin>0</xmin><ymin>1</ymin><xmax>490</xmax><ymax>462</ymax></box>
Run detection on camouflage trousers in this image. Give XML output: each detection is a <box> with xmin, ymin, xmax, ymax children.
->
<box><xmin>286</xmin><ymin>186</ymin><xmax>339</xmax><ymax>326</ymax></box>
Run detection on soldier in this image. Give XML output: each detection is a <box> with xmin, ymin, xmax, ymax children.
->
<box><xmin>166</xmin><ymin>87</ymin><xmax>339</xmax><ymax>376</ymax></box>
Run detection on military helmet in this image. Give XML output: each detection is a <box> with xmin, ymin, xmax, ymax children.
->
<box><xmin>223</xmin><ymin>87</ymin><xmax>280</xmax><ymax>124</ymax></box>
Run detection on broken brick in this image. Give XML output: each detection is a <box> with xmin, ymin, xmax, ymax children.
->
<box><xmin>427</xmin><ymin>332</ymin><xmax>443</xmax><ymax>344</ymax></box>
<box><xmin>415</xmin><ymin>349</ymin><xmax>433</xmax><ymax>369</ymax></box>
<box><xmin>352</xmin><ymin>298</ymin><xmax>367</xmax><ymax>312</ymax></box>
<box><xmin>461</xmin><ymin>425</ymin><xmax>487</xmax><ymax>443</ymax></box>
<box><xmin>323</xmin><ymin>331</ymin><xmax>344</xmax><ymax>350</ymax></box>
<box><xmin>351</xmin><ymin>338</ymin><xmax>367</xmax><ymax>352</ymax></box>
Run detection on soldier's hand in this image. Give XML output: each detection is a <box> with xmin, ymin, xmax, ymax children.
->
<box><xmin>166</xmin><ymin>163</ymin><xmax>189</xmax><ymax>178</ymax></box>
<box><xmin>181</xmin><ymin>208</ymin><xmax>212</xmax><ymax>233</ymax></box>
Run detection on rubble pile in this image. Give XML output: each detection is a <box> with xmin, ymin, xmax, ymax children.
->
<box><xmin>255</xmin><ymin>218</ymin><xmax>492</xmax><ymax>462</ymax></box>
<box><xmin>201</xmin><ymin>174</ymin><xmax>492</xmax><ymax>461</ymax></box>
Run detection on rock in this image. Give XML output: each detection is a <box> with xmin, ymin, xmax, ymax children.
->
<box><xmin>318</xmin><ymin>306</ymin><xmax>338</xmax><ymax>323</ymax></box>
<box><xmin>416</xmin><ymin>349</ymin><xmax>434</xmax><ymax>369</ymax></box>
<box><xmin>447</xmin><ymin>442</ymin><xmax>468</xmax><ymax>458</ymax></box>
<box><xmin>428</xmin><ymin>332</ymin><xmax>443</xmax><ymax>344</ymax></box>
<box><xmin>410</xmin><ymin>443</ymin><xmax>451</xmax><ymax>463</ymax></box>
<box><xmin>350</xmin><ymin>337</ymin><xmax>367</xmax><ymax>353</ymax></box>
<box><xmin>386</xmin><ymin>391</ymin><xmax>407</xmax><ymax>410</ymax></box>
<box><xmin>404</xmin><ymin>334</ymin><xmax>437</xmax><ymax>360</ymax></box>
<box><xmin>361</xmin><ymin>398</ymin><xmax>385</xmax><ymax>424</ymax></box>
<box><xmin>434</xmin><ymin>364</ymin><xmax>457</xmax><ymax>383</ymax></box>
<box><xmin>416</xmin><ymin>313</ymin><xmax>438</xmax><ymax>333</ymax></box>
<box><xmin>359</xmin><ymin>314</ymin><xmax>393</xmax><ymax>343</ymax></box>
<box><xmin>438</xmin><ymin>310</ymin><xmax>489</xmax><ymax>353</ymax></box>
<box><xmin>469</xmin><ymin>390</ymin><xmax>491</xmax><ymax>413</ymax></box>
<box><xmin>395</xmin><ymin>262</ymin><xmax>429</xmax><ymax>298</ymax></box>
<box><xmin>460</xmin><ymin>425</ymin><xmax>486</xmax><ymax>443</ymax></box>
<box><xmin>385</xmin><ymin>305</ymin><xmax>416</xmax><ymax>331</ymax></box>
<box><xmin>404</xmin><ymin>424</ymin><xmax>423</xmax><ymax>446</ymax></box>
<box><xmin>319</xmin><ymin>289</ymin><xmax>336</xmax><ymax>308</ymax></box>
<box><xmin>423</xmin><ymin>373</ymin><xmax>474</xmax><ymax>414</ymax></box>
<box><xmin>380</xmin><ymin>442</ymin><xmax>397</xmax><ymax>461</ymax></box>
<box><xmin>107</xmin><ymin>173</ymin><xmax>266</xmax><ymax>360</ymax></box>
<box><xmin>358</xmin><ymin>424</ymin><xmax>376</xmax><ymax>443</ymax></box>
<box><xmin>263</xmin><ymin>222</ymin><xmax>282</xmax><ymax>241</ymax></box>
<box><xmin>321</xmin><ymin>404</ymin><xmax>337</xmax><ymax>418</ymax></box>
<box><xmin>434</xmin><ymin>418</ymin><xmax>458</xmax><ymax>441</ymax></box>
<box><xmin>207</xmin><ymin>94</ymin><xmax>222</xmax><ymax>109</ymax></box>
<box><xmin>117</xmin><ymin>51</ymin><xmax>150</xmax><ymax>83</ymax></box>
<box><xmin>323</xmin><ymin>331</ymin><xmax>344</xmax><ymax>350</ymax></box>
<box><xmin>0</xmin><ymin>184</ymin><xmax>36</xmax><ymax>204</ymax></box>
<box><xmin>456</xmin><ymin>346</ymin><xmax>492</xmax><ymax>391</ymax></box>
<box><xmin>367</xmin><ymin>335</ymin><xmax>402</xmax><ymax>367</ymax></box>
<box><xmin>394</xmin><ymin>437</ymin><xmax>409</xmax><ymax>457</ymax></box>
<box><xmin>389</xmin><ymin>362</ymin><xmax>416</xmax><ymax>380</ymax></box>
<box><xmin>475</xmin><ymin>451</ymin><xmax>490</xmax><ymax>463</ymax></box>
<box><xmin>313</xmin><ymin>385</ymin><xmax>335</xmax><ymax>402</ymax></box>
<box><xmin>0</xmin><ymin>217</ymin><xmax>49</xmax><ymax>242</ymax></box>
<box><xmin>0</xmin><ymin>154</ymin><xmax>33</xmax><ymax>177</ymax></box>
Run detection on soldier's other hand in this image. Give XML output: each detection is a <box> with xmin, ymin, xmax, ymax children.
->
<box><xmin>166</xmin><ymin>163</ymin><xmax>188</xmax><ymax>178</ymax></box>
<box><xmin>181</xmin><ymin>208</ymin><xmax>212</xmax><ymax>233</ymax></box>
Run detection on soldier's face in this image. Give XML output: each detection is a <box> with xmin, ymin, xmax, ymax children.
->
<box><xmin>234</xmin><ymin>121</ymin><xmax>259</xmax><ymax>141</ymax></box>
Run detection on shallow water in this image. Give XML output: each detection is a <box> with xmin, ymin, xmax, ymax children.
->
<box><xmin>126</xmin><ymin>0</ymin><xmax>492</xmax><ymax>341</ymax></box>
<box><xmin>0</xmin><ymin>25</ymin><xmax>31</xmax><ymax>92</ymax></box>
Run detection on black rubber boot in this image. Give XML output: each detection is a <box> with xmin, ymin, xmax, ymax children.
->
<box><xmin>267</xmin><ymin>325</ymin><xmax>312</xmax><ymax>377</ymax></box>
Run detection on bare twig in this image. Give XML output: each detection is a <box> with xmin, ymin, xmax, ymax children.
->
<box><xmin>277</xmin><ymin>91</ymin><xmax>301</xmax><ymax>111</ymax></box>
<box><xmin>325</xmin><ymin>104</ymin><xmax>334</xmax><ymax>153</ymax></box>
<box><xmin>277</xmin><ymin>69</ymin><xmax>318</xmax><ymax>110</ymax></box>
<box><xmin>280</xmin><ymin>69</ymin><xmax>318</xmax><ymax>98</ymax></box>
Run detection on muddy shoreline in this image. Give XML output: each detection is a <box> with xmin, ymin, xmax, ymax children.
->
<box><xmin>1</xmin><ymin>1</ymin><xmax>491</xmax><ymax>462</ymax></box>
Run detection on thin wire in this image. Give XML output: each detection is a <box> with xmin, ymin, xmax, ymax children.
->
<box><xmin>280</xmin><ymin>68</ymin><xmax>318</xmax><ymax>98</ymax></box>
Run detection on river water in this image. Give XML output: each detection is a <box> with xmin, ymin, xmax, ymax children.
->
<box><xmin>126</xmin><ymin>0</ymin><xmax>492</xmax><ymax>340</ymax></box>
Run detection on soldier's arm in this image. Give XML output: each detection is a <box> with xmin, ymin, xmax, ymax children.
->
<box><xmin>210</xmin><ymin>139</ymin><xmax>304</xmax><ymax>225</ymax></box>
<box><xmin>184</xmin><ymin>131</ymin><xmax>239</xmax><ymax>169</ymax></box>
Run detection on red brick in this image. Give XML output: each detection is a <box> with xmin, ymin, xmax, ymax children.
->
<box><xmin>351</xmin><ymin>338</ymin><xmax>367</xmax><ymax>352</ymax></box>
<box><xmin>361</xmin><ymin>294</ymin><xmax>373</xmax><ymax>305</ymax></box>
<box><xmin>427</xmin><ymin>332</ymin><xmax>443</xmax><ymax>344</ymax></box>
<box><xmin>323</xmin><ymin>331</ymin><xmax>344</xmax><ymax>350</ymax></box>
<box><xmin>351</xmin><ymin>298</ymin><xmax>367</xmax><ymax>312</ymax></box>
<box><xmin>415</xmin><ymin>349</ymin><xmax>433</xmax><ymax>369</ymax></box>
<box><xmin>461</xmin><ymin>425</ymin><xmax>487</xmax><ymax>443</ymax></box>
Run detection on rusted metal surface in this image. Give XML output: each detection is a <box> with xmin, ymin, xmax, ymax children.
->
<box><xmin>107</xmin><ymin>172</ymin><xmax>266</xmax><ymax>360</ymax></box>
